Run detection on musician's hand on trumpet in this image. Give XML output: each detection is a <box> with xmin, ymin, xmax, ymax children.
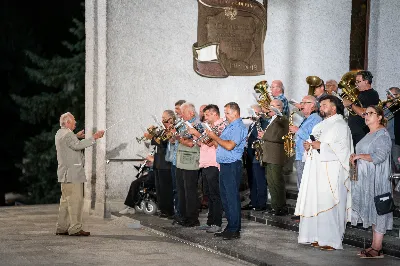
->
<box><xmin>187</xmin><ymin>127</ymin><xmax>201</xmax><ymax>138</ymax></box>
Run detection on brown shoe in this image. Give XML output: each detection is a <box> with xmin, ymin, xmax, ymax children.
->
<box><xmin>55</xmin><ymin>232</ymin><xmax>69</xmax><ymax>236</ymax></box>
<box><xmin>69</xmin><ymin>230</ymin><xmax>90</xmax><ymax>236</ymax></box>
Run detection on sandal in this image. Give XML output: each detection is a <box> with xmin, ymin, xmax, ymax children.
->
<box><xmin>357</xmin><ymin>247</ymin><xmax>372</xmax><ymax>256</ymax></box>
<box><xmin>320</xmin><ymin>246</ymin><xmax>336</xmax><ymax>251</ymax></box>
<box><xmin>360</xmin><ymin>248</ymin><xmax>384</xmax><ymax>259</ymax></box>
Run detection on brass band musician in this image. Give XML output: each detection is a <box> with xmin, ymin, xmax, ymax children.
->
<box><xmin>342</xmin><ymin>70</ymin><xmax>380</xmax><ymax>146</ymax></box>
<box><xmin>258</xmin><ymin>99</ymin><xmax>289</xmax><ymax>216</ymax></box>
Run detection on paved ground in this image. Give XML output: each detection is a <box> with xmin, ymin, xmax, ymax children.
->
<box><xmin>0</xmin><ymin>205</ymin><xmax>250</xmax><ymax>266</ymax></box>
<box><xmin>1</xmin><ymin>204</ymin><xmax>399</xmax><ymax>266</ymax></box>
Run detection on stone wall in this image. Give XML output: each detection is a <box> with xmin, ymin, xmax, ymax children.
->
<box><xmin>85</xmin><ymin>0</ymin><xmax>353</xmax><ymax>217</ymax></box>
<box><xmin>368</xmin><ymin>0</ymin><xmax>400</xmax><ymax>97</ymax></box>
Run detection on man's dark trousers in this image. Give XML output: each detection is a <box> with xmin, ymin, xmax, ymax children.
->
<box><xmin>250</xmin><ymin>162</ymin><xmax>267</xmax><ymax>209</ymax></box>
<box><xmin>219</xmin><ymin>160</ymin><xmax>242</xmax><ymax>232</ymax></box>
<box><xmin>202</xmin><ymin>166</ymin><xmax>222</xmax><ymax>227</ymax></box>
<box><xmin>266</xmin><ymin>163</ymin><xmax>286</xmax><ymax>210</ymax></box>
<box><xmin>171</xmin><ymin>165</ymin><xmax>180</xmax><ymax>217</ymax></box>
<box><xmin>176</xmin><ymin>168</ymin><xmax>199</xmax><ymax>223</ymax></box>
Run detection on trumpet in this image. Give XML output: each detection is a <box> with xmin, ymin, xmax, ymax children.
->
<box><xmin>193</xmin><ymin>120</ymin><xmax>227</xmax><ymax>145</ymax></box>
<box><xmin>379</xmin><ymin>96</ymin><xmax>400</xmax><ymax>120</ymax></box>
<box><xmin>136</xmin><ymin>125</ymin><xmax>159</xmax><ymax>144</ymax></box>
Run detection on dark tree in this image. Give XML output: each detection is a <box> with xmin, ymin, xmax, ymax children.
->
<box><xmin>12</xmin><ymin>16</ymin><xmax>85</xmax><ymax>204</ymax></box>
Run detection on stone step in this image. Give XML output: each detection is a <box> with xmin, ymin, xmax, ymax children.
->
<box><xmin>242</xmin><ymin>210</ymin><xmax>400</xmax><ymax>258</ymax></box>
<box><xmin>285</xmin><ymin>188</ymin><xmax>400</xmax><ymax>218</ymax></box>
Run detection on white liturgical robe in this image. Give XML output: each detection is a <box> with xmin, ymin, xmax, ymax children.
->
<box><xmin>295</xmin><ymin>114</ymin><xmax>353</xmax><ymax>249</ymax></box>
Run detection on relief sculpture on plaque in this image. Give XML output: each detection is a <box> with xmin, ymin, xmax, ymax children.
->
<box><xmin>193</xmin><ymin>0</ymin><xmax>267</xmax><ymax>78</ymax></box>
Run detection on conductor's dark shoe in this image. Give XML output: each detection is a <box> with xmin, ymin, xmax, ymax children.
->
<box><xmin>55</xmin><ymin>232</ymin><xmax>69</xmax><ymax>236</ymax></box>
<box><xmin>274</xmin><ymin>209</ymin><xmax>288</xmax><ymax>216</ymax></box>
<box><xmin>222</xmin><ymin>231</ymin><xmax>241</xmax><ymax>240</ymax></box>
<box><xmin>69</xmin><ymin>230</ymin><xmax>90</xmax><ymax>236</ymax></box>
<box><xmin>291</xmin><ymin>215</ymin><xmax>300</xmax><ymax>220</ymax></box>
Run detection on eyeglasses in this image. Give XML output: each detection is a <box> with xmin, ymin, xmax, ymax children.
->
<box><xmin>300</xmin><ymin>101</ymin><xmax>313</xmax><ymax>105</ymax></box>
<box><xmin>162</xmin><ymin>118</ymin><xmax>172</xmax><ymax>123</ymax></box>
<box><xmin>362</xmin><ymin>111</ymin><xmax>377</xmax><ymax>117</ymax></box>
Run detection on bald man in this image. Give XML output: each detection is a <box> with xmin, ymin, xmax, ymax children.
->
<box><xmin>270</xmin><ymin>80</ymin><xmax>289</xmax><ymax>117</ymax></box>
<box><xmin>259</xmin><ymin>99</ymin><xmax>289</xmax><ymax>216</ymax></box>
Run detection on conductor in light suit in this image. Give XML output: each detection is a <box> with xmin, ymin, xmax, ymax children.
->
<box><xmin>55</xmin><ymin>112</ymin><xmax>104</xmax><ymax>236</ymax></box>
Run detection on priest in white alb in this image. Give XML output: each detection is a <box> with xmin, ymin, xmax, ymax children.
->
<box><xmin>294</xmin><ymin>95</ymin><xmax>353</xmax><ymax>250</ymax></box>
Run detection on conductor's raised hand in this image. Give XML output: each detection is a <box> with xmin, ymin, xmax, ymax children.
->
<box><xmin>76</xmin><ymin>130</ymin><xmax>85</xmax><ymax>139</ymax></box>
<box><xmin>93</xmin><ymin>130</ymin><xmax>105</xmax><ymax>140</ymax></box>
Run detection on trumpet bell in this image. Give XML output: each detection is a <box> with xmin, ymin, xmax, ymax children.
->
<box><xmin>254</xmin><ymin>80</ymin><xmax>272</xmax><ymax>110</ymax></box>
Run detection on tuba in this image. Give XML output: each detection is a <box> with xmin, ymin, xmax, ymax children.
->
<box><xmin>306</xmin><ymin>76</ymin><xmax>323</xmax><ymax>96</ymax></box>
<box><xmin>282</xmin><ymin>111</ymin><xmax>296</xmax><ymax>157</ymax></box>
<box><xmin>254</xmin><ymin>80</ymin><xmax>272</xmax><ymax>111</ymax></box>
<box><xmin>338</xmin><ymin>71</ymin><xmax>362</xmax><ymax>116</ymax></box>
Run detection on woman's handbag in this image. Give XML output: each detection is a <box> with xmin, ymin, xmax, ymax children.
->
<box><xmin>374</xmin><ymin>156</ymin><xmax>396</xmax><ymax>215</ymax></box>
<box><xmin>374</xmin><ymin>192</ymin><xmax>395</xmax><ymax>215</ymax></box>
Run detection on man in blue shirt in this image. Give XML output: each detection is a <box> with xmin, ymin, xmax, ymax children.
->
<box><xmin>289</xmin><ymin>95</ymin><xmax>322</xmax><ymax>190</ymax></box>
<box><xmin>206</xmin><ymin>102</ymin><xmax>247</xmax><ymax>240</ymax></box>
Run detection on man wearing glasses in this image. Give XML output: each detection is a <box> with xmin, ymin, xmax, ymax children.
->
<box><xmin>342</xmin><ymin>70</ymin><xmax>380</xmax><ymax>146</ymax></box>
<box><xmin>385</xmin><ymin>87</ymin><xmax>400</xmax><ymax>173</ymax></box>
<box><xmin>289</xmin><ymin>96</ymin><xmax>322</xmax><ymax>189</ymax></box>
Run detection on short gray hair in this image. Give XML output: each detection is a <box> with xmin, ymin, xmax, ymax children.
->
<box><xmin>60</xmin><ymin>112</ymin><xmax>73</xmax><ymax>127</ymax></box>
<box><xmin>303</xmin><ymin>95</ymin><xmax>318</xmax><ymax>109</ymax></box>
<box><xmin>180</xmin><ymin>102</ymin><xmax>196</xmax><ymax>114</ymax></box>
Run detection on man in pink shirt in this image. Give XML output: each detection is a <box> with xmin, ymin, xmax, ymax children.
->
<box><xmin>188</xmin><ymin>104</ymin><xmax>225</xmax><ymax>233</ymax></box>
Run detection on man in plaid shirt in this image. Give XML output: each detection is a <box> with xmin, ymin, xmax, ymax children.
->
<box><xmin>270</xmin><ymin>80</ymin><xmax>289</xmax><ymax>117</ymax></box>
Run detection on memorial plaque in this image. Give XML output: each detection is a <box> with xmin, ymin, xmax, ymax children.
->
<box><xmin>193</xmin><ymin>0</ymin><xmax>267</xmax><ymax>78</ymax></box>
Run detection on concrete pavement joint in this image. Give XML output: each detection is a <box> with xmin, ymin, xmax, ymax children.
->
<box><xmin>111</xmin><ymin>215</ymin><xmax>256</xmax><ymax>266</ymax></box>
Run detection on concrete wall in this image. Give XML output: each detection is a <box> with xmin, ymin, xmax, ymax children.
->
<box><xmin>368</xmin><ymin>0</ymin><xmax>400</xmax><ymax>98</ymax></box>
<box><xmin>85</xmin><ymin>0</ymin><xmax>353</xmax><ymax>217</ymax></box>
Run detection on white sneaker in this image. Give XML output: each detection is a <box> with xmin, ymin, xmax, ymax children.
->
<box><xmin>119</xmin><ymin>207</ymin><xmax>136</xmax><ymax>215</ymax></box>
<box><xmin>206</xmin><ymin>225</ymin><xmax>222</xmax><ymax>233</ymax></box>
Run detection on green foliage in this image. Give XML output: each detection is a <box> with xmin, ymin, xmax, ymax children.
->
<box><xmin>14</xmin><ymin>17</ymin><xmax>85</xmax><ymax>204</ymax></box>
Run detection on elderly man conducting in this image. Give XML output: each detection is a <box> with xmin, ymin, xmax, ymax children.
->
<box><xmin>55</xmin><ymin>112</ymin><xmax>104</xmax><ymax>236</ymax></box>
<box><xmin>295</xmin><ymin>95</ymin><xmax>352</xmax><ymax>250</ymax></box>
